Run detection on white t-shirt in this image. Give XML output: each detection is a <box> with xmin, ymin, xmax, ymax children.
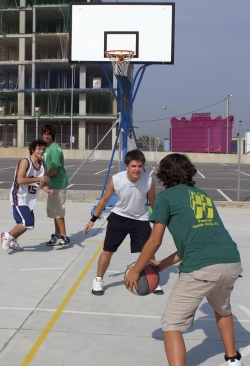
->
<box><xmin>10</xmin><ymin>157</ymin><xmax>45</xmax><ymax>210</ymax></box>
<box><xmin>111</xmin><ymin>171</ymin><xmax>152</xmax><ymax>221</ymax></box>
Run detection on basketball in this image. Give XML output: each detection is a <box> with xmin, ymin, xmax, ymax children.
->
<box><xmin>124</xmin><ymin>262</ymin><xmax>160</xmax><ymax>296</ymax></box>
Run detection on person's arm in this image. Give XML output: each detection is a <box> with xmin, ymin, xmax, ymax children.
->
<box><xmin>42</xmin><ymin>182</ymin><xmax>54</xmax><ymax>197</ymax></box>
<box><xmin>147</xmin><ymin>179</ymin><xmax>156</xmax><ymax>209</ymax></box>
<box><xmin>83</xmin><ymin>179</ymin><xmax>115</xmax><ymax>234</ymax></box>
<box><xmin>17</xmin><ymin>159</ymin><xmax>50</xmax><ymax>185</ymax></box>
<box><xmin>124</xmin><ymin>221</ymin><xmax>165</xmax><ymax>292</ymax></box>
<box><xmin>150</xmin><ymin>251</ymin><xmax>182</xmax><ymax>272</ymax></box>
<box><xmin>45</xmin><ymin>167</ymin><xmax>58</xmax><ymax>177</ymax></box>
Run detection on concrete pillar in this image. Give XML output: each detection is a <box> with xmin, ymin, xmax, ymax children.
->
<box><xmin>79</xmin><ymin>64</ymin><xmax>86</xmax><ymax>115</ymax></box>
<box><xmin>79</xmin><ymin>120</ymin><xmax>86</xmax><ymax>150</ymax></box>
<box><xmin>17</xmin><ymin>119</ymin><xmax>25</xmax><ymax>147</ymax></box>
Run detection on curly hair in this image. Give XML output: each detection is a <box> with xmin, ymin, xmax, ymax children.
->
<box><xmin>41</xmin><ymin>123</ymin><xmax>56</xmax><ymax>141</ymax></box>
<box><xmin>156</xmin><ymin>153</ymin><xmax>197</xmax><ymax>188</ymax></box>
<box><xmin>125</xmin><ymin>149</ymin><xmax>145</xmax><ymax>165</ymax></box>
<box><xmin>29</xmin><ymin>139</ymin><xmax>47</xmax><ymax>155</ymax></box>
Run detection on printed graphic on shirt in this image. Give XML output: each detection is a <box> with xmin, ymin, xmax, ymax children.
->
<box><xmin>189</xmin><ymin>190</ymin><xmax>219</xmax><ymax>229</ymax></box>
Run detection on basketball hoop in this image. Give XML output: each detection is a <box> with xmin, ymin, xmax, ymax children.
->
<box><xmin>105</xmin><ymin>50</ymin><xmax>134</xmax><ymax>76</ymax></box>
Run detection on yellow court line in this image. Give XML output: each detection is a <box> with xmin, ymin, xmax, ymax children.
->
<box><xmin>21</xmin><ymin>241</ymin><xmax>104</xmax><ymax>366</ymax></box>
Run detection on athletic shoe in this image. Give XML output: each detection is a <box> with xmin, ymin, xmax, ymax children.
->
<box><xmin>1</xmin><ymin>232</ymin><xmax>12</xmax><ymax>251</ymax></box>
<box><xmin>46</xmin><ymin>234</ymin><xmax>58</xmax><ymax>246</ymax></box>
<box><xmin>53</xmin><ymin>235</ymin><xmax>70</xmax><ymax>249</ymax></box>
<box><xmin>92</xmin><ymin>277</ymin><xmax>104</xmax><ymax>295</ymax></box>
<box><xmin>9</xmin><ymin>238</ymin><xmax>24</xmax><ymax>251</ymax></box>
<box><xmin>153</xmin><ymin>285</ymin><xmax>164</xmax><ymax>295</ymax></box>
<box><xmin>225</xmin><ymin>351</ymin><xmax>243</xmax><ymax>365</ymax></box>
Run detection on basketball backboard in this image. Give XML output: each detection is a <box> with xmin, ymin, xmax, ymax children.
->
<box><xmin>69</xmin><ymin>2</ymin><xmax>175</xmax><ymax>65</ymax></box>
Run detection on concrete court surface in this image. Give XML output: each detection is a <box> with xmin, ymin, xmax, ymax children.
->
<box><xmin>0</xmin><ymin>200</ymin><xmax>249</xmax><ymax>366</ymax></box>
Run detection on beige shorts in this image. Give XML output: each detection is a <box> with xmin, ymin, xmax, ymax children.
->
<box><xmin>47</xmin><ymin>188</ymin><xmax>66</xmax><ymax>218</ymax></box>
<box><xmin>161</xmin><ymin>262</ymin><xmax>243</xmax><ymax>332</ymax></box>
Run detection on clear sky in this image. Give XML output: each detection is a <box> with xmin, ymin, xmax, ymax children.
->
<box><xmin>103</xmin><ymin>0</ymin><xmax>250</xmax><ymax>140</ymax></box>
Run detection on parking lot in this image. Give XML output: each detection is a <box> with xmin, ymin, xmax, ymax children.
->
<box><xmin>0</xmin><ymin>158</ymin><xmax>250</xmax><ymax>202</ymax></box>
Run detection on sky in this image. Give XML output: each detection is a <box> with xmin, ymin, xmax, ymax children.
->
<box><xmin>103</xmin><ymin>0</ymin><xmax>250</xmax><ymax>140</ymax></box>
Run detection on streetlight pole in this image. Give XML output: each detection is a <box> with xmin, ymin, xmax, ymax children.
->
<box><xmin>70</xmin><ymin>64</ymin><xmax>76</xmax><ymax>150</ymax></box>
<box><xmin>237</xmin><ymin>120</ymin><xmax>242</xmax><ymax>201</ymax></box>
<box><xmin>226</xmin><ymin>94</ymin><xmax>232</xmax><ymax>154</ymax></box>
<box><xmin>162</xmin><ymin>106</ymin><xmax>167</xmax><ymax>139</ymax></box>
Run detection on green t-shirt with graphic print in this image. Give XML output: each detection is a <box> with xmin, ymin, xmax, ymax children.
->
<box><xmin>43</xmin><ymin>142</ymin><xmax>68</xmax><ymax>189</ymax></box>
<box><xmin>149</xmin><ymin>184</ymin><xmax>240</xmax><ymax>273</ymax></box>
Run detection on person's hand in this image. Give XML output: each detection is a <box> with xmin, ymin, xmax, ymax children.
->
<box><xmin>84</xmin><ymin>221</ymin><xmax>94</xmax><ymax>235</ymax></box>
<box><xmin>149</xmin><ymin>259</ymin><xmax>164</xmax><ymax>272</ymax></box>
<box><xmin>124</xmin><ymin>265</ymin><xmax>140</xmax><ymax>293</ymax></box>
<box><xmin>40</xmin><ymin>175</ymin><xmax>50</xmax><ymax>182</ymax></box>
<box><xmin>48</xmin><ymin>189</ymin><xmax>54</xmax><ymax>197</ymax></box>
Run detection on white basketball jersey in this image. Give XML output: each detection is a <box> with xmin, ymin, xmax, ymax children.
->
<box><xmin>10</xmin><ymin>157</ymin><xmax>45</xmax><ymax>210</ymax></box>
<box><xmin>111</xmin><ymin>171</ymin><xmax>152</xmax><ymax>221</ymax></box>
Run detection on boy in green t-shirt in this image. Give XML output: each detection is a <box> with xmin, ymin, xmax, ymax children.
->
<box><xmin>41</xmin><ymin>124</ymin><xmax>69</xmax><ymax>248</ymax></box>
<box><xmin>124</xmin><ymin>153</ymin><xmax>243</xmax><ymax>366</ymax></box>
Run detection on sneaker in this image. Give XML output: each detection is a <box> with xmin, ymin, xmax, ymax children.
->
<box><xmin>46</xmin><ymin>234</ymin><xmax>58</xmax><ymax>246</ymax></box>
<box><xmin>9</xmin><ymin>238</ymin><xmax>24</xmax><ymax>251</ymax></box>
<box><xmin>92</xmin><ymin>277</ymin><xmax>104</xmax><ymax>295</ymax></box>
<box><xmin>153</xmin><ymin>285</ymin><xmax>164</xmax><ymax>295</ymax></box>
<box><xmin>225</xmin><ymin>351</ymin><xmax>243</xmax><ymax>365</ymax></box>
<box><xmin>1</xmin><ymin>232</ymin><xmax>12</xmax><ymax>251</ymax></box>
<box><xmin>53</xmin><ymin>235</ymin><xmax>70</xmax><ymax>249</ymax></box>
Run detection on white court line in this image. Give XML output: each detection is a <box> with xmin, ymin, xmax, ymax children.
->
<box><xmin>0</xmin><ymin>307</ymin><xmax>249</xmax><ymax>323</ymax></box>
<box><xmin>67</xmin><ymin>184</ymin><xmax>75</xmax><ymax>188</ymax></box>
<box><xmin>236</xmin><ymin>170</ymin><xmax>250</xmax><ymax>177</ymax></box>
<box><xmin>238</xmin><ymin>305</ymin><xmax>250</xmax><ymax>317</ymax></box>
<box><xmin>149</xmin><ymin>169</ymin><xmax>156</xmax><ymax>176</ymax></box>
<box><xmin>0</xmin><ymin>182</ymin><xmax>4</xmax><ymax>184</ymax></box>
<box><xmin>20</xmin><ymin>268</ymin><xmax>63</xmax><ymax>271</ymax></box>
<box><xmin>0</xmin><ymin>166</ymin><xmax>15</xmax><ymax>170</ymax></box>
<box><xmin>221</xmin><ymin>163</ymin><xmax>227</xmax><ymax>166</ymax></box>
<box><xmin>197</xmin><ymin>170</ymin><xmax>206</xmax><ymax>178</ymax></box>
<box><xmin>106</xmin><ymin>270</ymin><xmax>121</xmax><ymax>273</ymax></box>
<box><xmin>65</xmin><ymin>165</ymin><xmax>75</xmax><ymax>168</ymax></box>
<box><xmin>217</xmin><ymin>189</ymin><xmax>232</xmax><ymax>201</ymax></box>
<box><xmin>95</xmin><ymin>166</ymin><xmax>114</xmax><ymax>175</ymax></box>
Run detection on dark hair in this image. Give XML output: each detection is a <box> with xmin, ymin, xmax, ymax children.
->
<box><xmin>41</xmin><ymin>123</ymin><xmax>56</xmax><ymax>141</ymax></box>
<box><xmin>125</xmin><ymin>149</ymin><xmax>145</xmax><ymax>165</ymax></box>
<box><xmin>156</xmin><ymin>153</ymin><xmax>197</xmax><ymax>188</ymax></box>
<box><xmin>29</xmin><ymin>139</ymin><xmax>47</xmax><ymax>155</ymax></box>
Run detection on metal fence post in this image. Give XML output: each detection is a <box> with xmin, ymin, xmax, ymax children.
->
<box><xmin>237</xmin><ymin>120</ymin><xmax>242</xmax><ymax>201</ymax></box>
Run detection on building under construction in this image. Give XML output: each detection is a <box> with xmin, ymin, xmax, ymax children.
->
<box><xmin>0</xmin><ymin>0</ymin><xmax>132</xmax><ymax>150</ymax></box>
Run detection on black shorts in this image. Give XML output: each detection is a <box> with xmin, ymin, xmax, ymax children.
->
<box><xmin>103</xmin><ymin>212</ymin><xmax>151</xmax><ymax>253</ymax></box>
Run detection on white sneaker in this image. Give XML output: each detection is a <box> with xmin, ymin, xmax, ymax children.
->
<box><xmin>9</xmin><ymin>239</ymin><xmax>24</xmax><ymax>251</ymax></box>
<box><xmin>1</xmin><ymin>232</ymin><xmax>12</xmax><ymax>251</ymax></box>
<box><xmin>92</xmin><ymin>277</ymin><xmax>104</xmax><ymax>295</ymax></box>
<box><xmin>225</xmin><ymin>351</ymin><xmax>243</xmax><ymax>365</ymax></box>
<box><xmin>153</xmin><ymin>285</ymin><xmax>164</xmax><ymax>295</ymax></box>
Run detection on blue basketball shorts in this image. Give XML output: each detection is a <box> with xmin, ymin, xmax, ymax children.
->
<box><xmin>12</xmin><ymin>205</ymin><xmax>35</xmax><ymax>229</ymax></box>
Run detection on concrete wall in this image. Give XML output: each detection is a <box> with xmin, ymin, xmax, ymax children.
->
<box><xmin>1</xmin><ymin>147</ymin><xmax>250</xmax><ymax>164</ymax></box>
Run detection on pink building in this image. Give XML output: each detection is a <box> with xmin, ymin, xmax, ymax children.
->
<box><xmin>170</xmin><ymin>113</ymin><xmax>234</xmax><ymax>153</ymax></box>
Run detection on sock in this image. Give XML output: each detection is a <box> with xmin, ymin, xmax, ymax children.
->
<box><xmin>225</xmin><ymin>351</ymin><xmax>241</xmax><ymax>361</ymax></box>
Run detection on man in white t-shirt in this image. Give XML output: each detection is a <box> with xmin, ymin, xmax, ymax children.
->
<box><xmin>84</xmin><ymin>149</ymin><xmax>163</xmax><ymax>296</ymax></box>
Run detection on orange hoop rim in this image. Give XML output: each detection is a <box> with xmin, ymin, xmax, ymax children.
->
<box><xmin>105</xmin><ymin>50</ymin><xmax>134</xmax><ymax>63</ymax></box>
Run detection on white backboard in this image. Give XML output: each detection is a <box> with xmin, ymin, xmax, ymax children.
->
<box><xmin>69</xmin><ymin>2</ymin><xmax>175</xmax><ymax>64</ymax></box>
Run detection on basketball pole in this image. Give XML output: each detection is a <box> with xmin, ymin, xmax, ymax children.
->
<box><xmin>100</xmin><ymin>63</ymin><xmax>149</xmax><ymax>197</ymax></box>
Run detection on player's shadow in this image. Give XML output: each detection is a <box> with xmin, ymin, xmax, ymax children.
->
<box><xmin>152</xmin><ymin>302</ymin><xmax>250</xmax><ymax>365</ymax></box>
<box><xmin>9</xmin><ymin>228</ymin><xmax>105</xmax><ymax>253</ymax></box>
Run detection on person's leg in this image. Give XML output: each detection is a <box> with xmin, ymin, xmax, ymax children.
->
<box><xmin>54</xmin><ymin>217</ymin><xmax>66</xmax><ymax>236</ymax></box>
<box><xmin>214</xmin><ymin>311</ymin><xmax>236</xmax><ymax>357</ymax></box>
<box><xmin>10</xmin><ymin>223</ymin><xmax>27</xmax><ymax>238</ymax></box>
<box><xmin>96</xmin><ymin>251</ymin><xmax>114</xmax><ymax>277</ymax></box>
<box><xmin>164</xmin><ymin>330</ymin><xmax>186</xmax><ymax>366</ymax></box>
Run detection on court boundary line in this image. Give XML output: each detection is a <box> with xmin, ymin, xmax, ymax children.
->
<box><xmin>20</xmin><ymin>241</ymin><xmax>103</xmax><ymax>366</ymax></box>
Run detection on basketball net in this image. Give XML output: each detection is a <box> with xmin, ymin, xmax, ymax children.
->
<box><xmin>105</xmin><ymin>50</ymin><xmax>134</xmax><ymax>76</ymax></box>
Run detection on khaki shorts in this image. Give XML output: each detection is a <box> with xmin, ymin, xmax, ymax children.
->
<box><xmin>47</xmin><ymin>188</ymin><xmax>66</xmax><ymax>218</ymax></box>
<box><xmin>161</xmin><ymin>263</ymin><xmax>243</xmax><ymax>332</ymax></box>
